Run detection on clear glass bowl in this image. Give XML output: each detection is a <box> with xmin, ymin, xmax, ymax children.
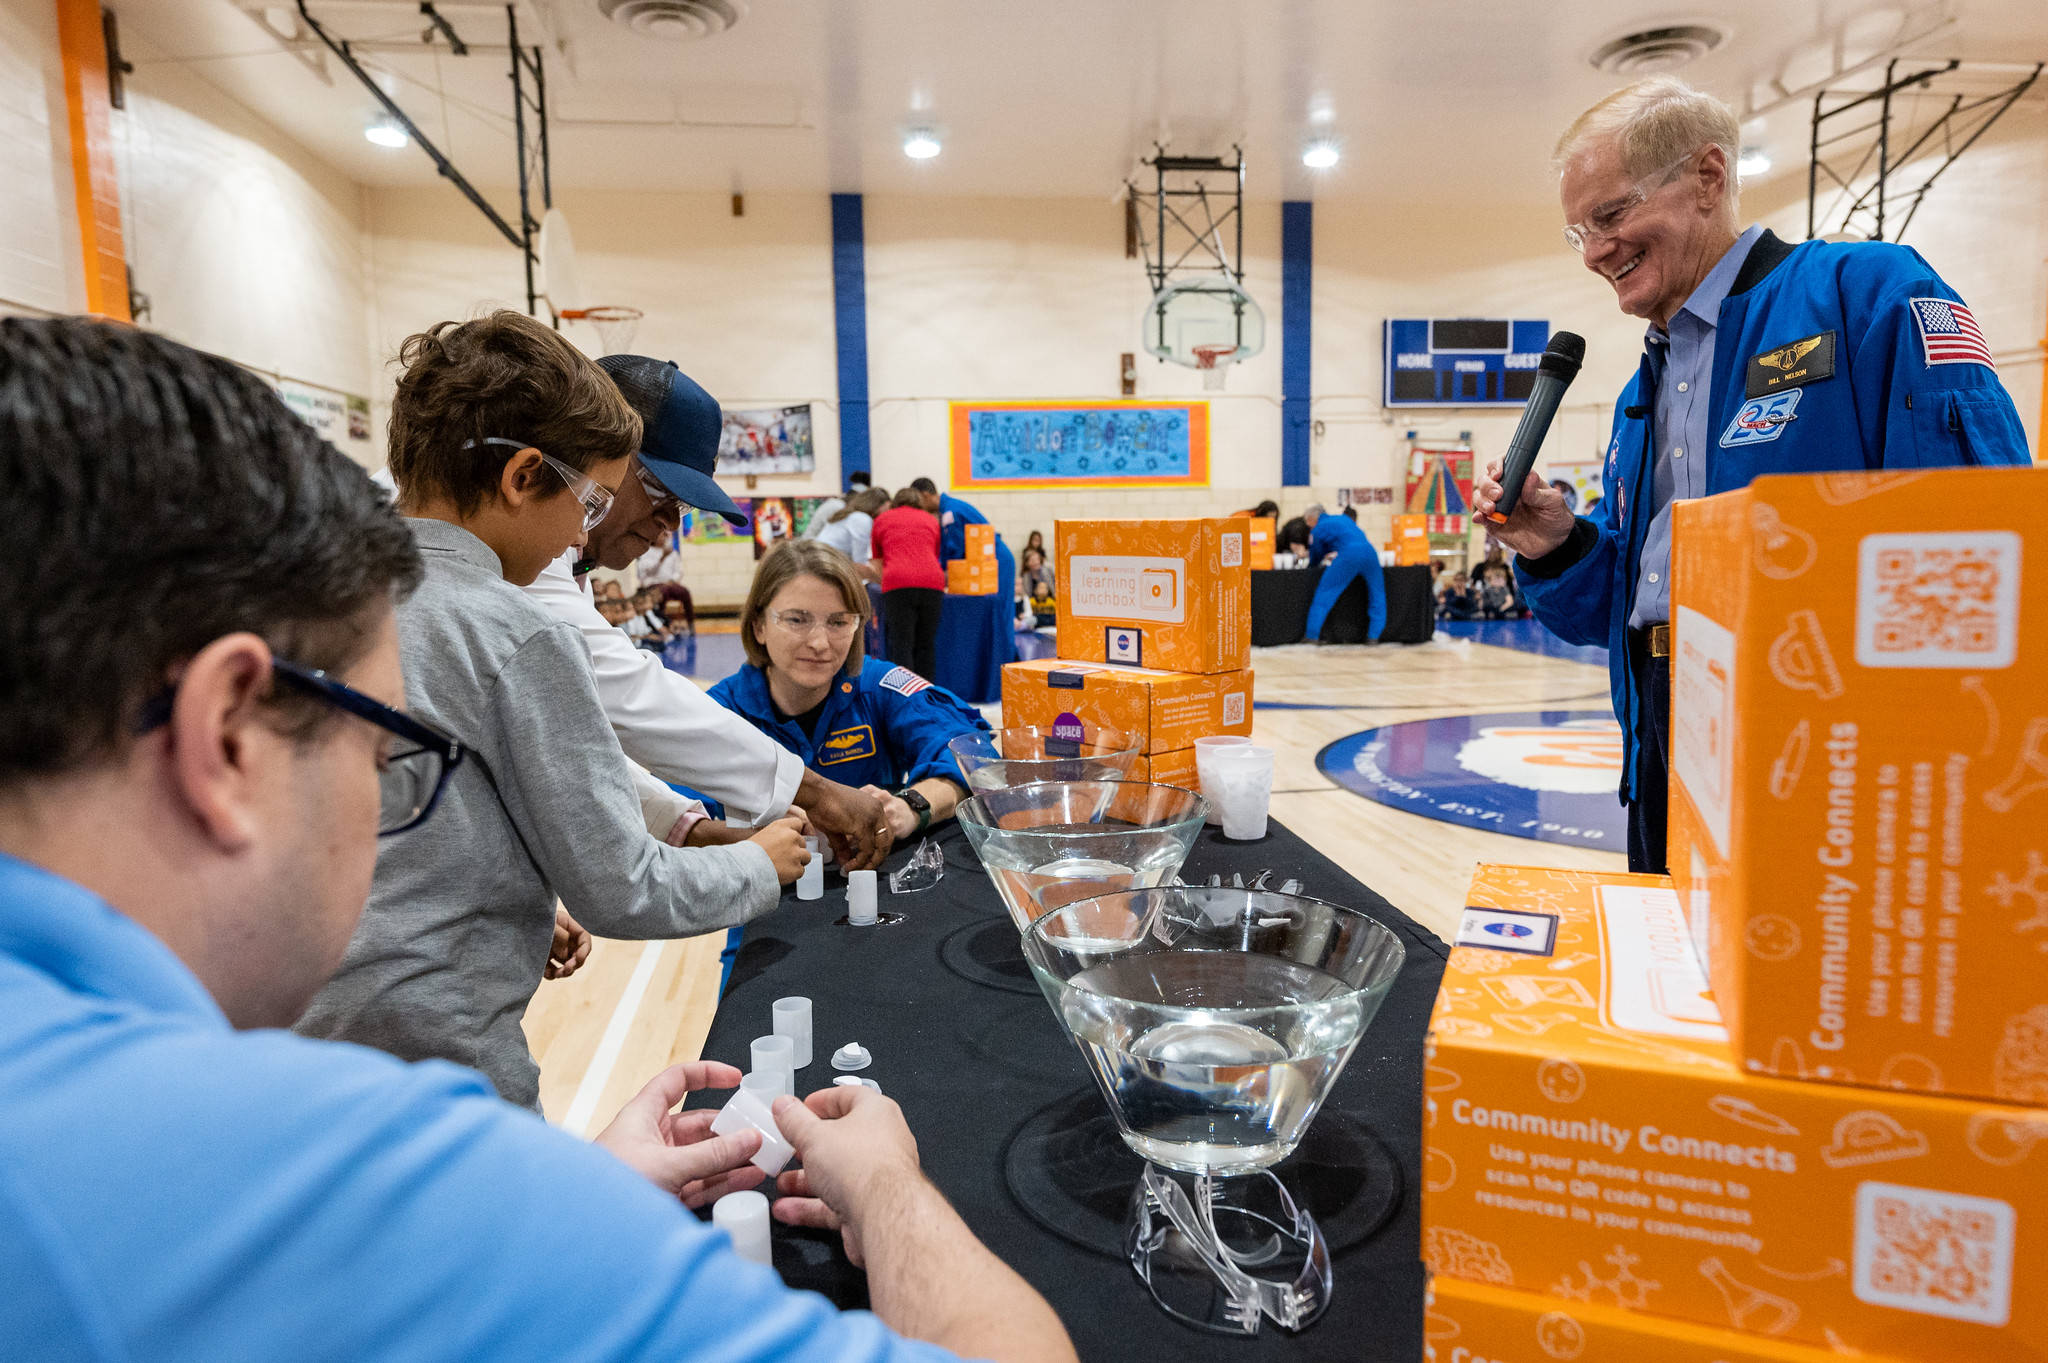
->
<box><xmin>948</xmin><ymin>726</ymin><xmax>1142</xmax><ymax>793</ymax></box>
<box><xmin>954</xmin><ymin>781</ymin><xmax>1207</xmax><ymax>932</ymax></box>
<box><xmin>1020</xmin><ymin>885</ymin><xmax>1407</xmax><ymax>1176</ymax></box>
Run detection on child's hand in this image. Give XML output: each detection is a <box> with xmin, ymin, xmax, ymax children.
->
<box><xmin>748</xmin><ymin>813</ymin><xmax>813</xmax><ymax>885</ymax></box>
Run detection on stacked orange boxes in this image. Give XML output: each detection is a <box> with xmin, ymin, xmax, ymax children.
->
<box><xmin>1000</xmin><ymin>659</ymin><xmax>1250</xmax><ymax>756</ymax></box>
<box><xmin>1053</xmin><ymin>518</ymin><xmax>1249</xmax><ymax>674</ymax></box>
<box><xmin>962</xmin><ymin>523</ymin><xmax>995</xmax><ymax>561</ymax></box>
<box><xmin>1392</xmin><ymin>513</ymin><xmax>1431</xmax><ymax>567</ymax></box>
<box><xmin>1129</xmin><ymin>747</ymin><xmax>1200</xmax><ymax>788</ymax></box>
<box><xmin>945</xmin><ymin>558</ymin><xmax>996</xmax><ymax>595</ymax></box>
<box><xmin>1423</xmin><ymin>863</ymin><xmax>2048</xmax><ymax>1358</ymax></box>
<box><xmin>1247</xmin><ymin>517</ymin><xmax>1276</xmax><ymax>571</ymax></box>
<box><xmin>1666</xmin><ymin>467</ymin><xmax>2048</xmax><ymax>1105</ymax></box>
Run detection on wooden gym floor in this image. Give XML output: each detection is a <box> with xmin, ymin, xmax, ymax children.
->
<box><xmin>522</xmin><ymin>635</ymin><xmax>1629</xmax><ymax>1131</ymax></box>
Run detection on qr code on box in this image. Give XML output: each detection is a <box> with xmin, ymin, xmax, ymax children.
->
<box><xmin>1222</xmin><ymin>691</ymin><xmax>1245</xmax><ymax>726</ymax></box>
<box><xmin>1220</xmin><ymin>533</ymin><xmax>1243</xmax><ymax>568</ymax></box>
<box><xmin>1855</xmin><ymin>531</ymin><xmax>2020</xmax><ymax>669</ymax></box>
<box><xmin>1852</xmin><ymin>1181</ymin><xmax>2015</xmax><ymax>1325</ymax></box>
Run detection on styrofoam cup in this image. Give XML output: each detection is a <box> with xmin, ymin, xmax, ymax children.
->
<box><xmin>1194</xmin><ymin>735</ymin><xmax>1254</xmax><ymax>826</ymax></box>
<box><xmin>773</xmin><ymin>996</ymin><xmax>813</xmax><ymax>1069</ymax></box>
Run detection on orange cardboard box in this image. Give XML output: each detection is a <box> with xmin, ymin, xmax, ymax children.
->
<box><xmin>1130</xmin><ymin>747</ymin><xmax>1200</xmax><ymax>788</ymax></box>
<box><xmin>1000</xmin><ymin>658</ymin><xmax>1251</xmax><ymax>755</ymax></box>
<box><xmin>1427</xmin><ymin>1277</ymin><xmax>1912</xmax><ymax>1363</ymax></box>
<box><xmin>1248</xmin><ymin>517</ymin><xmax>1275</xmax><ymax>571</ymax></box>
<box><xmin>945</xmin><ymin>559</ymin><xmax>995</xmax><ymax>596</ymax></box>
<box><xmin>1393</xmin><ymin>513</ymin><xmax>1432</xmax><ymax>567</ymax></box>
<box><xmin>1668</xmin><ymin>468</ymin><xmax>2048</xmax><ymax>1105</ymax></box>
<box><xmin>962</xmin><ymin>523</ymin><xmax>996</xmax><ymax>560</ymax></box>
<box><xmin>1054</xmin><ymin>518</ymin><xmax>1249</xmax><ymax>673</ymax></box>
<box><xmin>1423</xmin><ymin>863</ymin><xmax>2048</xmax><ymax>1360</ymax></box>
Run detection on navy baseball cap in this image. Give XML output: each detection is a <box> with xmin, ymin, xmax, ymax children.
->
<box><xmin>597</xmin><ymin>354</ymin><xmax>748</xmax><ymax>527</ymax></box>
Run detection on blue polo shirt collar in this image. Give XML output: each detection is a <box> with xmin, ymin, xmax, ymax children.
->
<box><xmin>0</xmin><ymin>852</ymin><xmax>226</xmax><ymax>1026</ymax></box>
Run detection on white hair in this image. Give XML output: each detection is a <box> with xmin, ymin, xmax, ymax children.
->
<box><xmin>1554</xmin><ymin>76</ymin><xmax>1741</xmax><ymax>209</ymax></box>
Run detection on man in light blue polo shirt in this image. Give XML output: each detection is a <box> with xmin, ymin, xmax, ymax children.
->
<box><xmin>0</xmin><ymin>319</ymin><xmax>1075</xmax><ymax>1363</ymax></box>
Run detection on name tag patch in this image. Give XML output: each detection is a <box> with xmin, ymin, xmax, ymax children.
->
<box><xmin>879</xmin><ymin>666</ymin><xmax>931</xmax><ymax>696</ymax></box>
<box><xmin>1745</xmin><ymin>330</ymin><xmax>1836</xmax><ymax>398</ymax></box>
<box><xmin>1720</xmin><ymin>389</ymin><xmax>1803</xmax><ymax>448</ymax></box>
<box><xmin>817</xmin><ymin>724</ymin><xmax>877</xmax><ymax>765</ymax></box>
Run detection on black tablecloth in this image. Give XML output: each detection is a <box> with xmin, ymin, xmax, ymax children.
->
<box><xmin>688</xmin><ymin>819</ymin><xmax>1448</xmax><ymax>1360</ymax></box>
<box><xmin>1247</xmin><ymin>566</ymin><xmax>1435</xmax><ymax>647</ymax></box>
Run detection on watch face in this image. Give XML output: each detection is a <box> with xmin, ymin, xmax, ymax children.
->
<box><xmin>900</xmin><ymin>789</ymin><xmax>930</xmax><ymax>813</ymax></box>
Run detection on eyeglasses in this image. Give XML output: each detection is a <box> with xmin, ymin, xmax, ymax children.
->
<box><xmin>767</xmin><ymin>609</ymin><xmax>863</xmax><ymax>640</ymax></box>
<box><xmin>1561</xmin><ymin>148</ymin><xmax>1700</xmax><ymax>253</ymax></box>
<box><xmin>135</xmin><ymin>658</ymin><xmax>465</xmax><ymax>836</ymax></box>
<box><xmin>634</xmin><ymin>461</ymin><xmax>682</xmax><ymax>516</ymax></box>
<box><xmin>465</xmin><ymin>438</ymin><xmax>615</xmax><ymax>532</ymax></box>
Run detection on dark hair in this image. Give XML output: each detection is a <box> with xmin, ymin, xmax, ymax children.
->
<box><xmin>909</xmin><ymin>477</ymin><xmax>938</xmax><ymax>495</ymax></box>
<box><xmin>0</xmin><ymin>318</ymin><xmax>422</xmax><ymax>782</ymax></box>
<box><xmin>890</xmin><ymin>486</ymin><xmax>924</xmax><ymax>509</ymax></box>
<box><xmin>1253</xmin><ymin>500</ymin><xmax>1279</xmax><ymax>520</ymax></box>
<box><xmin>847</xmin><ymin>470</ymin><xmax>872</xmax><ymax>489</ymax></box>
<box><xmin>387</xmin><ymin>310</ymin><xmax>640</xmax><ymax>515</ymax></box>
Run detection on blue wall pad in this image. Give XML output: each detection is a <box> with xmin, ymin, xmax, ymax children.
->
<box><xmin>830</xmin><ymin>193</ymin><xmax>871</xmax><ymax>486</ymax></box>
<box><xmin>1280</xmin><ymin>200</ymin><xmax>1313</xmax><ymax>487</ymax></box>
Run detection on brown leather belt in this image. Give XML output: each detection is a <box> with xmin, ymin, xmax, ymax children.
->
<box><xmin>1642</xmin><ymin>623</ymin><xmax>1671</xmax><ymax>658</ymax></box>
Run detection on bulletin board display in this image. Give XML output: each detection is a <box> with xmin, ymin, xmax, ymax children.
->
<box><xmin>948</xmin><ymin>401</ymin><xmax>1209</xmax><ymax>490</ymax></box>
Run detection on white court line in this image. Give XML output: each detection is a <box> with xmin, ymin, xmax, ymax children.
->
<box><xmin>561</xmin><ymin>940</ymin><xmax>665</xmax><ymax>1137</ymax></box>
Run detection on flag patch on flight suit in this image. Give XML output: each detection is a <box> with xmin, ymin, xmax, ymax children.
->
<box><xmin>879</xmin><ymin>666</ymin><xmax>931</xmax><ymax>696</ymax></box>
<box><xmin>1745</xmin><ymin>330</ymin><xmax>1836</xmax><ymax>397</ymax></box>
<box><xmin>817</xmin><ymin>725</ymin><xmax>877</xmax><ymax>765</ymax></box>
<box><xmin>1720</xmin><ymin>389</ymin><xmax>1803</xmax><ymax>447</ymax></box>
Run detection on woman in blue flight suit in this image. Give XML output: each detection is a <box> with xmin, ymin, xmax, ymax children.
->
<box><xmin>709</xmin><ymin>538</ymin><xmax>991</xmax><ymax>841</ymax></box>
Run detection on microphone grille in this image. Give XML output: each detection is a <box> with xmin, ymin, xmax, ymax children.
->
<box><xmin>1547</xmin><ymin>332</ymin><xmax>1586</xmax><ymax>364</ymax></box>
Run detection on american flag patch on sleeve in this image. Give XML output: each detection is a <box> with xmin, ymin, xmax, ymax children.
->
<box><xmin>879</xmin><ymin>665</ymin><xmax>931</xmax><ymax>696</ymax></box>
<box><xmin>1909</xmin><ymin>297</ymin><xmax>1994</xmax><ymax>369</ymax></box>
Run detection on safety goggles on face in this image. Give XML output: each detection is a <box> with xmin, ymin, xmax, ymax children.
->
<box><xmin>464</xmin><ymin>438</ymin><xmax>615</xmax><ymax>532</ymax></box>
<box><xmin>767</xmin><ymin>609</ymin><xmax>863</xmax><ymax>640</ymax></box>
<box><xmin>1560</xmin><ymin>148</ymin><xmax>1701</xmax><ymax>254</ymax></box>
<box><xmin>135</xmin><ymin>658</ymin><xmax>465</xmax><ymax>836</ymax></box>
<box><xmin>634</xmin><ymin>461</ymin><xmax>683</xmax><ymax>517</ymax></box>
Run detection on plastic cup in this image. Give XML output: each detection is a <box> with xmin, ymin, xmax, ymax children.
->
<box><xmin>848</xmin><ymin>869</ymin><xmax>878</xmax><ymax>925</ymax></box>
<box><xmin>773</xmin><ymin>996</ymin><xmax>813</xmax><ymax>1069</ymax></box>
<box><xmin>796</xmin><ymin>851</ymin><xmax>824</xmax><ymax>900</ymax></box>
<box><xmin>739</xmin><ymin>1069</ymin><xmax>783</xmax><ymax>1100</ymax></box>
<box><xmin>709</xmin><ymin>1089</ymin><xmax>795</xmax><ymax>1176</ymax></box>
<box><xmin>1194</xmin><ymin>736</ymin><xmax>1254</xmax><ymax>826</ymax></box>
<box><xmin>1207</xmin><ymin>745</ymin><xmax>1275</xmax><ymax>841</ymax></box>
<box><xmin>712</xmin><ymin>1189</ymin><xmax>773</xmax><ymax>1266</ymax></box>
<box><xmin>751</xmin><ymin>1034</ymin><xmax>796</xmax><ymax>1095</ymax></box>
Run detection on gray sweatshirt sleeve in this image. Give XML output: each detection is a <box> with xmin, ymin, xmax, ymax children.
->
<box><xmin>487</xmin><ymin>623</ymin><xmax>781</xmax><ymax>938</ymax></box>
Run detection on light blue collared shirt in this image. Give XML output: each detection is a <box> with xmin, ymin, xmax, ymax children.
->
<box><xmin>1629</xmin><ymin>223</ymin><xmax>1764</xmax><ymax>629</ymax></box>
<box><xmin>0</xmin><ymin>852</ymin><xmax>950</xmax><ymax>1363</ymax></box>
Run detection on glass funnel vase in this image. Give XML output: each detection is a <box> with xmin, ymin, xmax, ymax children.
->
<box><xmin>954</xmin><ymin>781</ymin><xmax>1206</xmax><ymax>932</ymax></box>
<box><xmin>948</xmin><ymin>726</ymin><xmax>1142</xmax><ymax>794</ymax></box>
<box><xmin>1019</xmin><ymin>885</ymin><xmax>1407</xmax><ymax>1334</ymax></box>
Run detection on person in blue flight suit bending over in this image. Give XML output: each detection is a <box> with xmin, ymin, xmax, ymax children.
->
<box><xmin>911</xmin><ymin>476</ymin><xmax>1018</xmax><ymax>613</ymax></box>
<box><xmin>1475</xmin><ymin>75</ymin><xmax>2030</xmax><ymax>876</ymax></box>
<box><xmin>1301</xmin><ymin>504</ymin><xmax>1388</xmax><ymax>644</ymax></box>
<box><xmin>711</xmin><ymin>538</ymin><xmax>992</xmax><ymax>842</ymax></box>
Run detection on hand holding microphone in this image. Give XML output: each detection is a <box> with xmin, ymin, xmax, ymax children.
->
<box><xmin>1473</xmin><ymin>332</ymin><xmax>1585</xmax><ymax>559</ymax></box>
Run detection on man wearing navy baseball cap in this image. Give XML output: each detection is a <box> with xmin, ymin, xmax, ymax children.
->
<box><xmin>523</xmin><ymin>356</ymin><xmax>890</xmax><ymax>870</ymax></box>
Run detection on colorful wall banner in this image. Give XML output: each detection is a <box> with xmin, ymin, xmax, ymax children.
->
<box><xmin>949</xmin><ymin>401</ymin><xmax>1209</xmax><ymax>490</ymax></box>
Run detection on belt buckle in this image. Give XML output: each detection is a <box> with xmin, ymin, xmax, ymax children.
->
<box><xmin>1648</xmin><ymin>624</ymin><xmax>1671</xmax><ymax>658</ymax></box>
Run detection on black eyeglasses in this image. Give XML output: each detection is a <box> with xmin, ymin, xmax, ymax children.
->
<box><xmin>136</xmin><ymin>659</ymin><xmax>464</xmax><ymax>836</ymax></box>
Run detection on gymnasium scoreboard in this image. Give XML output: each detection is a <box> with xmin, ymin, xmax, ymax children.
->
<box><xmin>1382</xmin><ymin>318</ymin><xmax>1551</xmax><ymax>408</ymax></box>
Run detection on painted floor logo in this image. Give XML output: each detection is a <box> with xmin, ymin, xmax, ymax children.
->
<box><xmin>1316</xmin><ymin>710</ymin><xmax>1625</xmax><ymax>849</ymax></box>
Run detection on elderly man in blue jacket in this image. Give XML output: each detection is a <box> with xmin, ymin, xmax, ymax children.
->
<box><xmin>1476</xmin><ymin>75</ymin><xmax>2030</xmax><ymax>876</ymax></box>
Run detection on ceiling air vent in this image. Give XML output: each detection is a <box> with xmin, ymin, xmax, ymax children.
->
<box><xmin>596</xmin><ymin>0</ymin><xmax>743</xmax><ymax>41</ymax></box>
<box><xmin>1588</xmin><ymin>24</ymin><xmax>1727</xmax><ymax>74</ymax></box>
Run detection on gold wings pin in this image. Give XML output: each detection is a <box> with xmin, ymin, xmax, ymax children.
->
<box><xmin>1759</xmin><ymin>336</ymin><xmax>1822</xmax><ymax>371</ymax></box>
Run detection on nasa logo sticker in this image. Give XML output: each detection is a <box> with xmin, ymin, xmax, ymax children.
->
<box><xmin>1453</xmin><ymin>905</ymin><xmax>1559</xmax><ymax>957</ymax></box>
<box><xmin>1105</xmin><ymin>627</ymin><xmax>1142</xmax><ymax>666</ymax></box>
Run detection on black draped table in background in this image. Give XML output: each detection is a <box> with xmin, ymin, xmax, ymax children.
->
<box><xmin>686</xmin><ymin>819</ymin><xmax>1449</xmax><ymax>1361</ymax></box>
<box><xmin>1248</xmin><ymin>565</ymin><xmax>1435</xmax><ymax>647</ymax></box>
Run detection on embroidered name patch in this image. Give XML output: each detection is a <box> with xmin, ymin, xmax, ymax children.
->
<box><xmin>1745</xmin><ymin>330</ymin><xmax>1836</xmax><ymax>397</ymax></box>
<box><xmin>817</xmin><ymin>725</ymin><xmax>877</xmax><ymax>765</ymax></box>
<box><xmin>1908</xmin><ymin>297</ymin><xmax>1994</xmax><ymax>369</ymax></box>
<box><xmin>879</xmin><ymin>666</ymin><xmax>931</xmax><ymax>696</ymax></box>
<box><xmin>1720</xmin><ymin>389</ymin><xmax>1804</xmax><ymax>448</ymax></box>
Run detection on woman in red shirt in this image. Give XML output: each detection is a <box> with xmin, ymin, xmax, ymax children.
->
<box><xmin>868</xmin><ymin>486</ymin><xmax>946</xmax><ymax>681</ymax></box>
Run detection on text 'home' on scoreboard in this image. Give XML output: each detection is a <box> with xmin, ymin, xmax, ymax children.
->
<box><xmin>1383</xmin><ymin>319</ymin><xmax>1551</xmax><ymax>408</ymax></box>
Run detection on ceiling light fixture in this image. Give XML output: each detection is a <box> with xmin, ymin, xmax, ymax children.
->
<box><xmin>1737</xmin><ymin>147</ymin><xmax>1772</xmax><ymax>177</ymax></box>
<box><xmin>365</xmin><ymin>119</ymin><xmax>409</xmax><ymax>149</ymax></box>
<box><xmin>903</xmin><ymin>128</ymin><xmax>941</xmax><ymax>160</ymax></box>
<box><xmin>1302</xmin><ymin>141</ymin><xmax>1340</xmax><ymax>169</ymax></box>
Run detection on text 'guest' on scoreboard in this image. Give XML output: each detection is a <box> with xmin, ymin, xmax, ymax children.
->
<box><xmin>1382</xmin><ymin>319</ymin><xmax>1551</xmax><ymax>408</ymax></box>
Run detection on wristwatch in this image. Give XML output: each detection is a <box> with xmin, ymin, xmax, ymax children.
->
<box><xmin>898</xmin><ymin>787</ymin><xmax>933</xmax><ymax>835</ymax></box>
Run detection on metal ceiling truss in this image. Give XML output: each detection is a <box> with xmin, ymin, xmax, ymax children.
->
<box><xmin>293</xmin><ymin>1</ymin><xmax>553</xmax><ymax>315</ymax></box>
<box><xmin>1126</xmin><ymin>145</ymin><xmax>1250</xmax><ymax>358</ymax></box>
<box><xmin>1806</xmin><ymin>58</ymin><xmax>2043</xmax><ymax>243</ymax></box>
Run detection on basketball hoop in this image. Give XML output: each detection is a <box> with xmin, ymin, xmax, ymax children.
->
<box><xmin>559</xmin><ymin>305</ymin><xmax>644</xmax><ymax>356</ymax></box>
<box><xmin>1193</xmin><ymin>343</ymin><xmax>1237</xmax><ymax>391</ymax></box>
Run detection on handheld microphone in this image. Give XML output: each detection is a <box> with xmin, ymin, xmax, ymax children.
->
<box><xmin>1483</xmin><ymin>332</ymin><xmax>1585</xmax><ymax>523</ymax></box>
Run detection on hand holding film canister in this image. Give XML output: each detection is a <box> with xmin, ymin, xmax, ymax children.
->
<box><xmin>1474</xmin><ymin>332</ymin><xmax>1585</xmax><ymax>554</ymax></box>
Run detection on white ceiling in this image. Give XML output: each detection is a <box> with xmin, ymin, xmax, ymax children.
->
<box><xmin>122</xmin><ymin>0</ymin><xmax>2048</xmax><ymax>207</ymax></box>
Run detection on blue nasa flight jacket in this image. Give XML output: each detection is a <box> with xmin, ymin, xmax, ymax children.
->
<box><xmin>707</xmin><ymin>657</ymin><xmax>991</xmax><ymax>791</ymax></box>
<box><xmin>1516</xmin><ymin>230</ymin><xmax>2031</xmax><ymax>803</ymax></box>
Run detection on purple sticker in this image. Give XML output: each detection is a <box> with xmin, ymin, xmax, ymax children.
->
<box><xmin>1052</xmin><ymin>712</ymin><xmax>1086</xmax><ymax>742</ymax></box>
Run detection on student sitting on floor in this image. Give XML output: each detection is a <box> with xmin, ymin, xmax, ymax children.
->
<box><xmin>711</xmin><ymin>539</ymin><xmax>990</xmax><ymax>843</ymax></box>
<box><xmin>294</xmin><ymin>311</ymin><xmax>810</xmax><ymax>1111</ymax></box>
